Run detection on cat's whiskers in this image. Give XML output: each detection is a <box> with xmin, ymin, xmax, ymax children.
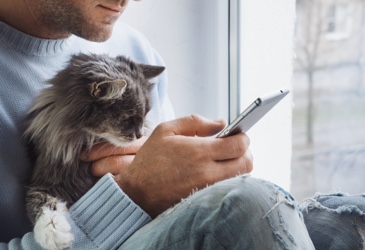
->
<box><xmin>142</xmin><ymin>126</ymin><xmax>152</xmax><ymax>136</ymax></box>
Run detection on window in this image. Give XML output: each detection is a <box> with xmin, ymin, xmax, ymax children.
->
<box><xmin>235</xmin><ymin>0</ymin><xmax>364</xmax><ymax>196</ymax></box>
<box><xmin>326</xmin><ymin>3</ymin><xmax>352</xmax><ymax>40</ymax></box>
<box><xmin>124</xmin><ymin>0</ymin><xmax>364</xmax><ymax>198</ymax></box>
<box><xmin>234</xmin><ymin>0</ymin><xmax>295</xmax><ymax>190</ymax></box>
<box><xmin>291</xmin><ymin>0</ymin><xmax>365</xmax><ymax>201</ymax></box>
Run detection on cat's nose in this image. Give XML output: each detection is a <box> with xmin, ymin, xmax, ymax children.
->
<box><xmin>135</xmin><ymin>129</ymin><xmax>142</xmax><ymax>139</ymax></box>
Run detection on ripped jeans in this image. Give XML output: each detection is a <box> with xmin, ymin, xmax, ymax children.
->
<box><xmin>300</xmin><ymin>193</ymin><xmax>365</xmax><ymax>249</ymax></box>
<box><xmin>119</xmin><ymin>175</ymin><xmax>315</xmax><ymax>249</ymax></box>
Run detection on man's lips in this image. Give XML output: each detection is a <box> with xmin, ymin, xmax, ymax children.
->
<box><xmin>98</xmin><ymin>4</ymin><xmax>123</xmax><ymax>14</ymax></box>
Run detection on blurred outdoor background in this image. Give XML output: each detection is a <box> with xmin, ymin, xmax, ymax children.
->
<box><xmin>291</xmin><ymin>0</ymin><xmax>365</xmax><ymax>201</ymax></box>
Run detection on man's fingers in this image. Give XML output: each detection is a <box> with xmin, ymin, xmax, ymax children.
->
<box><xmin>191</xmin><ymin>151</ymin><xmax>253</xmax><ymax>189</ymax></box>
<box><xmin>89</xmin><ymin>155</ymin><xmax>135</xmax><ymax>177</ymax></box>
<box><xmin>216</xmin><ymin>152</ymin><xmax>253</xmax><ymax>175</ymax></box>
<box><xmin>210</xmin><ymin>151</ymin><xmax>253</xmax><ymax>177</ymax></box>
<box><xmin>81</xmin><ymin>136</ymin><xmax>147</xmax><ymax>162</ymax></box>
<box><xmin>208</xmin><ymin>133</ymin><xmax>250</xmax><ymax>161</ymax></box>
<box><xmin>155</xmin><ymin>114</ymin><xmax>226</xmax><ymax>137</ymax></box>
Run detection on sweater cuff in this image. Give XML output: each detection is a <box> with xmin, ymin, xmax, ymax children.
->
<box><xmin>68</xmin><ymin>173</ymin><xmax>151</xmax><ymax>249</ymax></box>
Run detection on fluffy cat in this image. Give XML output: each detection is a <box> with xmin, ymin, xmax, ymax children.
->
<box><xmin>24</xmin><ymin>53</ymin><xmax>165</xmax><ymax>250</ymax></box>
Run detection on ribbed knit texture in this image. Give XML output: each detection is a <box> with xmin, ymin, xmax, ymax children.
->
<box><xmin>0</xmin><ymin>22</ymin><xmax>69</xmax><ymax>56</ymax></box>
<box><xmin>0</xmin><ymin>20</ymin><xmax>174</xmax><ymax>249</ymax></box>
<box><xmin>69</xmin><ymin>175</ymin><xmax>151</xmax><ymax>249</ymax></box>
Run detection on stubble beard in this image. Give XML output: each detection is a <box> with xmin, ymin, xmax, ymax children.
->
<box><xmin>68</xmin><ymin>16</ymin><xmax>117</xmax><ymax>42</ymax></box>
<box><xmin>35</xmin><ymin>1</ymin><xmax>118</xmax><ymax>42</ymax></box>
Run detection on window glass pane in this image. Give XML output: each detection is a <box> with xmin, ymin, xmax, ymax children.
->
<box><xmin>237</xmin><ymin>0</ymin><xmax>295</xmax><ymax>190</ymax></box>
<box><xmin>291</xmin><ymin>0</ymin><xmax>365</xmax><ymax>200</ymax></box>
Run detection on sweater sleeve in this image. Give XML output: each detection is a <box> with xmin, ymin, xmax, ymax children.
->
<box><xmin>1</xmin><ymin>174</ymin><xmax>151</xmax><ymax>250</ymax></box>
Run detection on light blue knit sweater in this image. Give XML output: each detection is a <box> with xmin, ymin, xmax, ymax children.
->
<box><xmin>0</xmin><ymin>21</ymin><xmax>174</xmax><ymax>249</ymax></box>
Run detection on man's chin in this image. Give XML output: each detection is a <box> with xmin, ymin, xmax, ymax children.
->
<box><xmin>76</xmin><ymin>26</ymin><xmax>114</xmax><ymax>42</ymax></box>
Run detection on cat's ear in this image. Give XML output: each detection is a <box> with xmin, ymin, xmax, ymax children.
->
<box><xmin>139</xmin><ymin>64</ymin><xmax>165</xmax><ymax>80</ymax></box>
<box><xmin>90</xmin><ymin>79</ymin><xmax>127</xmax><ymax>99</ymax></box>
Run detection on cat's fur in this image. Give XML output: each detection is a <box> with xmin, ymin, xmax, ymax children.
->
<box><xmin>24</xmin><ymin>53</ymin><xmax>164</xmax><ymax>250</ymax></box>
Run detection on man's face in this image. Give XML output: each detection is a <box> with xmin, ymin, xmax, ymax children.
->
<box><xmin>30</xmin><ymin>0</ymin><xmax>129</xmax><ymax>42</ymax></box>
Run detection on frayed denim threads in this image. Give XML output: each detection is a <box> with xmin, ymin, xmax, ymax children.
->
<box><xmin>300</xmin><ymin>193</ymin><xmax>365</xmax><ymax>249</ymax></box>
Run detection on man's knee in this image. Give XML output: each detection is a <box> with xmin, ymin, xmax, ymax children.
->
<box><xmin>300</xmin><ymin>193</ymin><xmax>365</xmax><ymax>250</ymax></box>
<box><xmin>184</xmin><ymin>176</ymin><xmax>313</xmax><ymax>249</ymax></box>
<box><xmin>120</xmin><ymin>176</ymin><xmax>314</xmax><ymax>249</ymax></box>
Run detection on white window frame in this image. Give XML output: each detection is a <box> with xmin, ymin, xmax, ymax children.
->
<box><xmin>233</xmin><ymin>0</ymin><xmax>295</xmax><ymax>190</ymax></box>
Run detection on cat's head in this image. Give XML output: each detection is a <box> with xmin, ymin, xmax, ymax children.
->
<box><xmin>29</xmin><ymin>53</ymin><xmax>165</xmax><ymax>148</ymax></box>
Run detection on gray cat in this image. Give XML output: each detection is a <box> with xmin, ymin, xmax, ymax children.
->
<box><xmin>24</xmin><ymin>53</ymin><xmax>164</xmax><ymax>250</ymax></box>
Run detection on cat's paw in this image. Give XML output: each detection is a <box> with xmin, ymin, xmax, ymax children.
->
<box><xmin>34</xmin><ymin>202</ymin><xmax>74</xmax><ymax>250</ymax></box>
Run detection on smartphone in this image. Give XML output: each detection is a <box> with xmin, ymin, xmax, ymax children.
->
<box><xmin>216</xmin><ymin>88</ymin><xmax>290</xmax><ymax>138</ymax></box>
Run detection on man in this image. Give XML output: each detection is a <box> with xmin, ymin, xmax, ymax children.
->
<box><xmin>0</xmin><ymin>0</ymin><xmax>315</xmax><ymax>249</ymax></box>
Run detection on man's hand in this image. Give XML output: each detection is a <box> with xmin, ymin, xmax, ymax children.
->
<box><xmin>114</xmin><ymin>114</ymin><xmax>253</xmax><ymax>218</ymax></box>
<box><xmin>81</xmin><ymin>136</ymin><xmax>148</xmax><ymax>176</ymax></box>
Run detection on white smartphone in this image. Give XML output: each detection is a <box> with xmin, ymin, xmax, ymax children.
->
<box><xmin>216</xmin><ymin>89</ymin><xmax>290</xmax><ymax>138</ymax></box>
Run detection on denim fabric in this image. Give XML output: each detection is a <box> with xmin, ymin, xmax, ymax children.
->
<box><xmin>119</xmin><ymin>175</ymin><xmax>314</xmax><ymax>250</ymax></box>
<box><xmin>300</xmin><ymin>193</ymin><xmax>365</xmax><ymax>250</ymax></box>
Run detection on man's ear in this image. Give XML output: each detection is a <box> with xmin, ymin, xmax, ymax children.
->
<box><xmin>139</xmin><ymin>64</ymin><xmax>165</xmax><ymax>80</ymax></box>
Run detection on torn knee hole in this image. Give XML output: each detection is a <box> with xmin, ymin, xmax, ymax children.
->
<box><xmin>264</xmin><ymin>189</ymin><xmax>296</xmax><ymax>218</ymax></box>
